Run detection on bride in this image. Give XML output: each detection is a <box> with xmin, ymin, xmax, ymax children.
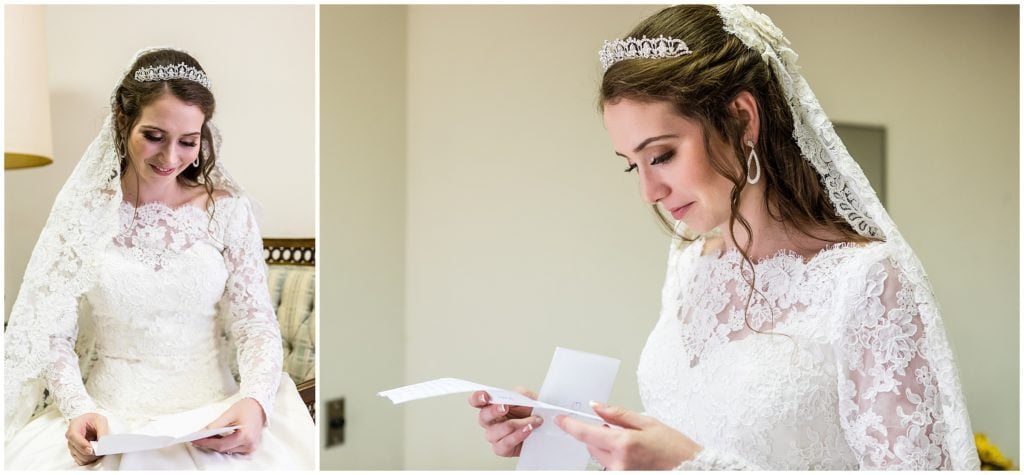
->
<box><xmin>4</xmin><ymin>48</ymin><xmax>315</xmax><ymax>470</ymax></box>
<box><xmin>469</xmin><ymin>5</ymin><xmax>978</xmax><ymax>470</ymax></box>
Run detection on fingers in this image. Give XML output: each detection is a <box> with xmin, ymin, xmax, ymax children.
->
<box><xmin>506</xmin><ymin>403</ymin><xmax>534</xmax><ymax>419</ymax></box>
<box><xmin>468</xmin><ymin>391</ymin><xmax>490</xmax><ymax>409</ymax></box>
<box><xmin>477</xmin><ymin>402</ymin><xmax>511</xmax><ymax>427</ymax></box>
<box><xmin>193</xmin><ymin>431</ymin><xmax>241</xmax><ymax>452</ymax></box>
<box><xmin>585</xmin><ymin>443</ymin><xmax>614</xmax><ymax>470</ymax></box>
<box><xmin>192</xmin><ymin>428</ymin><xmax>260</xmax><ymax>455</ymax></box>
<box><xmin>590</xmin><ymin>401</ymin><xmax>649</xmax><ymax>430</ymax></box>
<box><xmin>484</xmin><ymin>415</ymin><xmax>543</xmax><ymax>444</ymax></box>
<box><xmin>555</xmin><ymin>415</ymin><xmax>616</xmax><ymax>450</ymax></box>
<box><xmin>93</xmin><ymin>415</ymin><xmax>110</xmax><ymax>438</ymax></box>
<box><xmin>204</xmin><ymin>411</ymin><xmax>236</xmax><ymax>430</ymax></box>
<box><xmin>65</xmin><ymin>424</ymin><xmax>94</xmax><ymax>458</ymax></box>
<box><xmin>67</xmin><ymin>439</ymin><xmax>97</xmax><ymax>466</ymax></box>
<box><xmin>491</xmin><ymin>416</ymin><xmax>543</xmax><ymax>457</ymax></box>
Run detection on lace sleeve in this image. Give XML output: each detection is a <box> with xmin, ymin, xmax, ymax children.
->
<box><xmin>834</xmin><ymin>256</ymin><xmax>955</xmax><ymax>469</ymax></box>
<box><xmin>221</xmin><ymin>197</ymin><xmax>283</xmax><ymax>420</ymax></box>
<box><xmin>41</xmin><ymin>328</ymin><xmax>98</xmax><ymax>421</ymax></box>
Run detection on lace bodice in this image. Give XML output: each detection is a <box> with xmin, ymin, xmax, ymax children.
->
<box><xmin>41</xmin><ymin>196</ymin><xmax>283</xmax><ymax>423</ymax></box>
<box><xmin>638</xmin><ymin>236</ymin><xmax>978</xmax><ymax>470</ymax></box>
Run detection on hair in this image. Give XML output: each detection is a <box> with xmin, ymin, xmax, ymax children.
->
<box><xmin>112</xmin><ymin>48</ymin><xmax>217</xmax><ymax>211</ymax></box>
<box><xmin>600</xmin><ymin>5</ymin><xmax>880</xmax><ymax>332</ymax></box>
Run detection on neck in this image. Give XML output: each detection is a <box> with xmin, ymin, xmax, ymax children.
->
<box><xmin>718</xmin><ymin>187</ymin><xmax>840</xmax><ymax>261</ymax></box>
<box><xmin>121</xmin><ymin>167</ymin><xmax>182</xmax><ymax>205</ymax></box>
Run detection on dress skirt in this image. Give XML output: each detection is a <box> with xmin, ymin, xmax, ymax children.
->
<box><xmin>5</xmin><ymin>373</ymin><xmax>315</xmax><ymax>470</ymax></box>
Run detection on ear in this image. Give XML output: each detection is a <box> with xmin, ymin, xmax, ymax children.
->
<box><xmin>730</xmin><ymin>90</ymin><xmax>760</xmax><ymax>145</ymax></box>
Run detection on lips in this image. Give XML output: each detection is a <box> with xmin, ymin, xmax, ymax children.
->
<box><xmin>149</xmin><ymin>163</ymin><xmax>176</xmax><ymax>176</ymax></box>
<box><xmin>669</xmin><ymin>202</ymin><xmax>694</xmax><ymax>220</ymax></box>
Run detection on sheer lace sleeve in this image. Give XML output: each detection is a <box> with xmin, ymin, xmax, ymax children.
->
<box><xmin>41</xmin><ymin>327</ymin><xmax>98</xmax><ymax>421</ymax></box>
<box><xmin>220</xmin><ymin>197</ymin><xmax>283</xmax><ymax>420</ymax></box>
<box><xmin>834</xmin><ymin>255</ymin><xmax>958</xmax><ymax>469</ymax></box>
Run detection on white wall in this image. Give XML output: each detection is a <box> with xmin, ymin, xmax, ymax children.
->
<box><xmin>323</xmin><ymin>5</ymin><xmax>1019</xmax><ymax>469</ymax></box>
<box><xmin>319</xmin><ymin>5</ymin><xmax>408</xmax><ymax>470</ymax></box>
<box><xmin>5</xmin><ymin>5</ymin><xmax>316</xmax><ymax>318</ymax></box>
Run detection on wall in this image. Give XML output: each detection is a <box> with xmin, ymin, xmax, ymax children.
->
<box><xmin>5</xmin><ymin>4</ymin><xmax>316</xmax><ymax>318</ymax></box>
<box><xmin>319</xmin><ymin>5</ymin><xmax>408</xmax><ymax>470</ymax></box>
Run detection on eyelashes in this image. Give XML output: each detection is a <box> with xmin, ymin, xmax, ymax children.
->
<box><xmin>650</xmin><ymin>150</ymin><xmax>674</xmax><ymax>166</ymax></box>
<box><xmin>623</xmin><ymin>150</ymin><xmax>675</xmax><ymax>173</ymax></box>
<box><xmin>142</xmin><ymin>133</ymin><xmax>197</xmax><ymax>148</ymax></box>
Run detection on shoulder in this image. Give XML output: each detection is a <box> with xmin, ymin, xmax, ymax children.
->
<box><xmin>830</xmin><ymin>239</ymin><xmax>922</xmax><ymax>327</ymax></box>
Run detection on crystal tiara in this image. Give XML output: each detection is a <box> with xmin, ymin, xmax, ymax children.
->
<box><xmin>133</xmin><ymin>62</ymin><xmax>211</xmax><ymax>89</ymax></box>
<box><xmin>599</xmin><ymin>35</ymin><xmax>693</xmax><ymax>71</ymax></box>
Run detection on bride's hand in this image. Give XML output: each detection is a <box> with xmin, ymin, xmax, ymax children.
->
<box><xmin>66</xmin><ymin>412</ymin><xmax>109</xmax><ymax>465</ymax></box>
<box><xmin>468</xmin><ymin>388</ymin><xmax>544</xmax><ymax>457</ymax></box>
<box><xmin>555</xmin><ymin>401</ymin><xmax>702</xmax><ymax>470</ymax></box>
<box><xmin>191</xmin><ymin>398</ymin><xmax>266</xmax><ymax>456</ymax></box>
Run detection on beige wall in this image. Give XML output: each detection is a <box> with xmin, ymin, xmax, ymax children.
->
<box><xmin>319</xmin><ymin>5</ymin><xmax>408</xmax><ymax>470</ymax></box>
<box><xmin>5</xmin><ymin>5</ymin><xmax>315</xmax><ymax>318</ymax></box>
<box><xmin>334</xmin><ymin>4</ymin><xmax>1019</xmax><ymax>469</ymax></box>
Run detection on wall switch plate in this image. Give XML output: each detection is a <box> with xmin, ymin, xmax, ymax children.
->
<box><xmin>325</xmin><ymin>397</ymin><xmax>345</xmax><ymax>447</ymax></box>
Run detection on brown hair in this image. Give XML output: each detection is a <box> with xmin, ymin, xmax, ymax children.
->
<box><xmin>601</xmin><ymin>5</ymin><xmax>879</xmax><ymax>330</ymax></box>
<box><xmin>112</xmin><ymin>48</ymin><xmax>217</xmax><ymax>211</ymax></box>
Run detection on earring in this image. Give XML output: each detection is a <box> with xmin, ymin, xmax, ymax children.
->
<box><xmin>192</xmin><ymin>157</ymin><xmax>201</xmax><ymax>168</ymax></box>
<box><xmin>745</xmin><ymin>140</ymin><xmax>761</xmax><ymax>185</ymax></box>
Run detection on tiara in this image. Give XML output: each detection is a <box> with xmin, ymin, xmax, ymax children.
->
<box><xmin>133</xmin><ymin>62</ymin><xmax>211</xmax><ymax>89</ymax></box>
<box><xmin>599</xmin><ymin>35</ymin><xmax>693</xmax><ymax>71</ymax></box>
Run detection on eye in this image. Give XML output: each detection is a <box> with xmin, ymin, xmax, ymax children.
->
<box><xmin>624</xmin><ymin>163</ymin><xmax>637</xmax><ymax>173</ymax></box>
<box><xmin>143</xmin><ymin>132</ymin><xmax>164</xmax><ymax>143</ymax></box>
<box><xmin>179</xmin><ymin>141</ymin><xmax>198</xmax><ymax>148</ymax></box>
<box><xmin>650</xmin><ymin>150</ymin><xmax>675</xmax><ymax>166</ymax></box>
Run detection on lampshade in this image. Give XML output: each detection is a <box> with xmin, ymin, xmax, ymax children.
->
<box><xmin>5</xmin><ymin>5</ymin><xmax>53</xmax><ymax>170</ymax></box>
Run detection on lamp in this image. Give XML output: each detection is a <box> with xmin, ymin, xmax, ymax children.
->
<box><xmin>5</xmin><ymin>5</ymin><xmax>53</xmax><ymax>170</ymax></box>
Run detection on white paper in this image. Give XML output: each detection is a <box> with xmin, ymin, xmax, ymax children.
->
<box><xmin>378</xmin><ymin>377</ymin><xmax>606</xmax><ymax>422</ymax></box>
<box><xmin>516</xmin><ymin>347</ymin><xmax>620</xmax><ymax>471</ymax></box>
<box><xmin>90</xmin><ymin>425</ymin><xmax>241</xmax><ymax>456</ymax></box>
<box><xmin>378</xmin><ymin>347</ymin><xmax>621</xmax><ymax>471</ymax></box>
<box><xmin>89</xmin><ymin>398</ymin><xmax>241</xmax><ymax>456</ymax></box>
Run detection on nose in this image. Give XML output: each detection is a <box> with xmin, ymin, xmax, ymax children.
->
<box><xmin>638</xmin><ymin>168</ymin><xmax>669</xmax><ymax>205</ymax></box>
<box><xmin>160</xmin><ymin>142</ymin><xmax>186</xmax><ymax>164</ymax></box>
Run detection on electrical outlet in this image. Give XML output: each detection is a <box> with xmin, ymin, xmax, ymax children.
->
<box><xmin>325</xmin><ymin>397</ymin><xmax>345</xmax><ymax>447</ymax></box>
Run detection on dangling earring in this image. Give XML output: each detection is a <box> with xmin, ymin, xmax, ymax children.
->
<box><xmin>192</xmin><ymin>157</ymin><xmax>201</xmax><ymax>168</ymax></box>
<box><xmin>746</xmin><ymin>140</ymin><xmax>761</xmax><ymax>185</ymax></box>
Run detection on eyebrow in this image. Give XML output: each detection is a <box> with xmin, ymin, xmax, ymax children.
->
<box><xmin>614</xmin><ymin>134</ymin><xmax>678</xmax><ymax>158</ymax></box>
<box><xmin>139</xmin><ymin>125</ymin><xmax>201</xmax><ymax>137</ymax></box>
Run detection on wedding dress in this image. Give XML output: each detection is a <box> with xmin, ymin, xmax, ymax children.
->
<box><xmin>4</xmin><ymin>196</ymin><xmax>316</xmax><ymax>470</ymax></box>
<box><xmin>638</xmin><ymin>235</ymin><xmax>977</xmax><ymax>470</ymax></box>
<box><xmin>596</xmin><ymin>5</ymin><xmax>980</xmax><ymax>470</ymax></box>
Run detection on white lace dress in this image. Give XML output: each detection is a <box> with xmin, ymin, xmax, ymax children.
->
<box><xmin>4</xmin><ymin>196</ymin><xmax>315</xmax><ymax>470</ymax></box>
<box><xmin>638</xmin><ymin>236</ymin><xmax>979</xmax><ymax>470</ymax></box>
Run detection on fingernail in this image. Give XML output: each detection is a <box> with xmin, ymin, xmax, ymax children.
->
<box><xmin>589</xmin><ymin>400</ymin><xmax>602</xmax><ymax>409</ymax></box>
<box><xmin>522</xmin><ymin>423</ymin><xmax>533</xmax><ymax>433</ymax></box>
<box><xmin>498</xmin><ymin>404</ymin><xmax>507</xmax><ymax>414</ymax></box>
<box><xmin>479</xmin><ymin>394</ymin><xmax>487</xmax><ymax>404</ymax></box>
<box><xmin>534</xmin><ymin>416</ymin><xmax>544</xmax><ymax>425</ymax></box>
